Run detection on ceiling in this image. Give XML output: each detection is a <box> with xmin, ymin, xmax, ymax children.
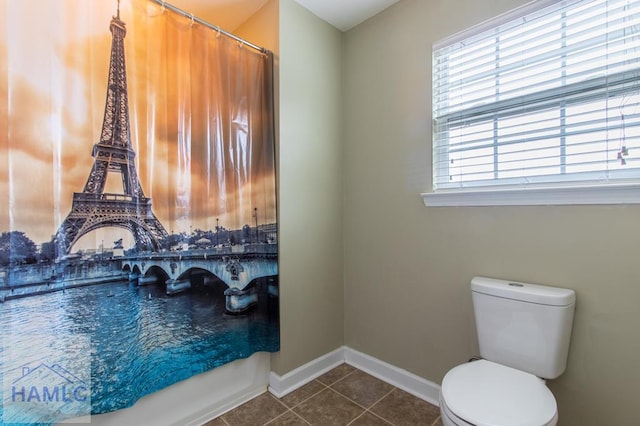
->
<box><xmin>292</xmin><ymin>0</ymin><xmax>400</xmax><ymax>32</ymax></box>
<box><xmin>168</xmin><ymin>0</ymin><xmax>400</xmax><ymax>32</ymax></box>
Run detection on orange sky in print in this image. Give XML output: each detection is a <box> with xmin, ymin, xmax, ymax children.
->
<box><xmin>0</xmin><ymin>0</ymin><xmax>276</xmax><ymax>250</ymax></box>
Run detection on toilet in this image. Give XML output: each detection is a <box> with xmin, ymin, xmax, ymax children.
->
<box><xmin>439</xmin><ymin>276</ymin><xmax>576</xmax><ymax>426</ymax></box>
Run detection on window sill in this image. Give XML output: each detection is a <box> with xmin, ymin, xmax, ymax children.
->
<box><xmin>421</xmin><ymin>184</ymin><xmax>640</xmax><ymax>207</ymax></box>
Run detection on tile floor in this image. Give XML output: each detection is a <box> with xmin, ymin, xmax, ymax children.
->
<box><xmin>202</xmin><ymin>363</ymin><xmax>443</xmax><ymax>426</ymax></box>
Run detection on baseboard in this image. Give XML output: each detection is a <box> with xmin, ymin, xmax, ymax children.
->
<box><xmin>268</xmin><ymin>346</ymin><xmax>440</xmax><ymax>406</ymax></box>
<box><xmin>74</xmin><ymin>348</ymin><xmax>439</xmax><ymax>425</ymax></box>
<box><xmin>268</xmin><ymin>347</ymin><xmax>345</xmax><ymax>398</ymax></box>
<box><xmin>344</xmin><ymin>347</ymin><xmax>440</xmax><ymax>406</ymax></box>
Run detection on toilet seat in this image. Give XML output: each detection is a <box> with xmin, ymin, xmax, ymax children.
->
<box><xmin>441</xmin><ymin>359</ymin><xmax>558</xmax><ymax>426</ymax></box>
<box><xmin>440</xmin><ymin>393</ymin><xmax>474</xmax><ymax>426</ymax></box>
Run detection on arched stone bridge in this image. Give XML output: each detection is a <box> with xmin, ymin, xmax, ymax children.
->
<box><xmin>120</xmin><ymin>244</ymin><xmax>278</xmax><ymax>312</ymax></box>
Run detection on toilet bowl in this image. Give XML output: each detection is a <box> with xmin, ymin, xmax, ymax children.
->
<box><xmin>439</xmin><ymin>359</ymin><xmax>558</xmax><ymax>426</ymax></box>
<box><xmin>437</xmin><ymin>277</ymin><xmax>575</xmax><ymax>426</ymax></box>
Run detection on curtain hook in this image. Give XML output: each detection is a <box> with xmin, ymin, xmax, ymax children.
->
<box><xmin>190</xmin><ymin>13</ymin><xmax>195</xmax><ymax>27</ymax></box>
<box><xmin>160</xmin><ymin>0</ymin><xmax>166</xmax><ymax>13</ymax></box>
<box><xmin>216</xmin><ymin>26</ymin><xmax>221</xmax><ymax>38</ymax></box>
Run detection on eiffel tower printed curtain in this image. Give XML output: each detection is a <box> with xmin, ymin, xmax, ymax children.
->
<box><xmin>0</xmin><ymin>0</ymin><xmax>278</xmax><ymax>422</ymax></box>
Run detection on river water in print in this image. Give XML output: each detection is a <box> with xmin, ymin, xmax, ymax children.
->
<box><xmin>0</xmin><ymin>279</ymin><xmax>279</xmax><ymax>423</ymax></box>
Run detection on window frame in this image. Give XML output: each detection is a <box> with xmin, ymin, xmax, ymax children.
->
<box><xmin>423</xmin><ymin>0</ymin><xmax>640</xmax><ymax>206</ymax></box>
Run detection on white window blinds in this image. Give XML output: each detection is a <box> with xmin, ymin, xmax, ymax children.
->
<box><xmin>432</xmin><ymin>0</ymin><xmax>640</xmax><ymax>194</ymax></box>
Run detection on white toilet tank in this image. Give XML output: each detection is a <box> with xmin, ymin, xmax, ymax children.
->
<box><xmin>472</xmin><ymin>276</ymin><xmax>576</xmax><ymax>379</ymax></box>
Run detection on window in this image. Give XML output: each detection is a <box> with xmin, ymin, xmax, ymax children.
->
<box><xmin>424</xmin><ymin>0</ymin><xmax>640</xmax><ymax>206</ymax></box>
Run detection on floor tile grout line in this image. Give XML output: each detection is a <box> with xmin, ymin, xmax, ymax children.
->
<box><xmin>278</xmin><ymin>380</ymin><xmax>329</xmax><ymax>411</ymax></box>
<box><xmin>369</xmin><ymin>409</ymin><xmax>397</xmax><ymax>426</ymax></box>
<box><xmin>333</xmin><ymin>377</ymin><xmax>442</xmax><ymax>426</ymax></box>
<box><xmin>263</xmin><ymin>408</ymin><xmax>312</xmax><ymax>426</ymax></box>
<box><xmin>324</xmin><ymin>382</ymin><xmax>441</xmax><ymax>426</ymax></box>
<box><xmin>338</xmin><ymin>386</ymin><xmax>398</xmax><ymax>426</ymax></box>
<box><xmin>273</xmin><ymin>364</ymin><xmax>358</xmax><ymax>410</ymax></box>
<box><xmin>273</xmin><ymin>364</ymin><xmax>356</xmax><ymax>412</ymax></box>
<box><xmin>298</xmin><ymin>410</ymin><xmax>314</xmax><ymax>426</ymax></box>
<box><xmin>347</xmin><ymin>408</ymin><xmax>396</xmax><ymax>426</ymax></box>
<box><xmin>271</xmin><ymin>390</ymin><xmax>298</xmax><ymax>411</ymax></box>
<box><xmin>297</xmin><ymin>386</ymin><xmax>372</xmax><ymax>425</ymax></box>
<box><xmin>367</xmin><ymin>386</ymin><xmax>397</xmax><ymax>409</ymax></box>
<box><xmin>345</xmin><ymin>411</ymin><xmax>366</xmax><ymax>426</ymax></box>
<box><xmin>326</xmin><ymin>379</ymin><xmax>397</xmax><ymax>413</ymax></box>
<box><xmin>223</xmin><ymin>391</ymin><xmax>290</xmax><ymax>426</ymax></box>
<box><xmin>267</xmin><ymin>390</ymin><xmax>311</xmax><ymax>425</ymax></box>
<box><xmin>318</xmin><ymin>366</ymin><xmax>357</xmax><ymax>388</ymax></box>
<box><xmin>365</xmin><ymin>387</ymin><xmax>399</xmax><ymax>425</ymax></box>
<box><xmin>273</xmin><ymin>367</ymin><xmax>360</xmax><ymax>425</ymax></box>
<box><xmin>219</xmin><ymin>392</ymin><xmax>282</xmax><ymax>426</ymax></box>
<box><xmin>282</xmin><ymin>385</ymin><xmax>365</xmax><ymax>426</ymax></box>
<box><xmin>323</xmin><ymin>386</ymin><xmax>370</xmax><ymax>411</ymax></box>
<box><xmin>213</xmin><ymin>364</ymin><xmax>443</xmax><ymax>426</ymax></box>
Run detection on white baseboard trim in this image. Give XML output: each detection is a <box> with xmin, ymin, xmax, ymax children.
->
<box><xmin>268</xmin><ymin>347</ymin><xmax>345</xmax><ymax>398</ymax></box>
<box><xmin>344</xmin><ymin>347</ymin><xmax>440</xmax><ymax>406</ymax></box>
<box><xmin>268</xmin><ymin>346</ymin><xmax>441</xmax><ymax>407</ymax></box>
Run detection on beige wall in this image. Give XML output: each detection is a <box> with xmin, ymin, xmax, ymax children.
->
<box><xmin>342</xmin><ymin>1</ymin><xmax>640</xmax><ymax>425</ymax></box>
<box><xmin>269</xmin><ymin>0</ymin><xmax>345</xmax><ymax>375</ymax></box>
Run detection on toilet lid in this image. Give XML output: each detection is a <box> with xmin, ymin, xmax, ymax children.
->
<box><xmin>441</xmin><ymin>360</ymin><xmax>557</xmax><ymax>426</ymax></box>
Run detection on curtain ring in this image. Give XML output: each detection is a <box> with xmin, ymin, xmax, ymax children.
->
<box><xmin>190</xmin><ymin>13</ymin><xmax>195</xmax><ymax>27</ymax></box>
<box><xmin>160</xmin><ymin>0</ymin><xmax>166</xmax><ymax>13</ymax></box>
<box><xmin>216</xmin><ymin>26</ymin><xmax>221</xmax><ymax>38</ymax></box>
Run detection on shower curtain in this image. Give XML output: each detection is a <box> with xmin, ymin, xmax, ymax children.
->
<box><xmin>0</xmin><ymin>0</ymin><xmax>278</xmax><ymax>423</ymax></box>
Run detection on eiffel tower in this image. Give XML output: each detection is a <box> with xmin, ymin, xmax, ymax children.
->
<box><xmin>55</xmin><ymin>3</ymin><xmax>168</xmax><ymax>255</ymax></box>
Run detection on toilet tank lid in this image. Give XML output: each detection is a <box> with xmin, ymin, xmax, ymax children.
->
<box><xmin>471</xmin><ymin>276</ymin><xmax>575</xmax><ymax>306</ymax></box>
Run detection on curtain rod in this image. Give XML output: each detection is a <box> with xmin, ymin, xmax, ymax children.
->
<box><xmin>150</xmin><ymin>0</ymin><xmax>270</xmax><ymax>55</ymax></box>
